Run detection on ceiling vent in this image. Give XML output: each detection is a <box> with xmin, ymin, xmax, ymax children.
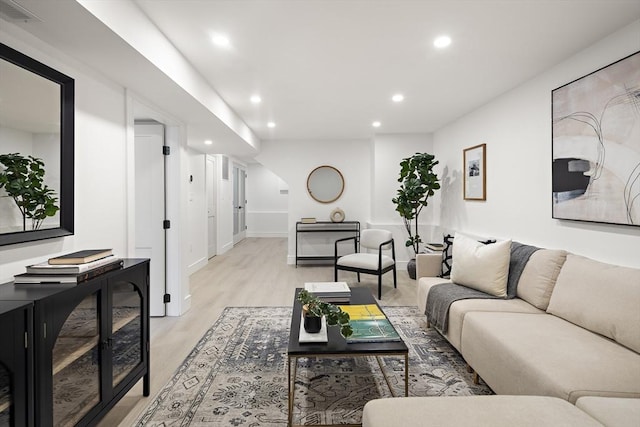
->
<box><xmin>0</xmin><ymin>0</ymin><xmax>41</xmax><ymax>22</ymax></box>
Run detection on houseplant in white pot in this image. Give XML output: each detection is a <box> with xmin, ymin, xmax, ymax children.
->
<box><xmin>391</xmin><ymin>152</ymin><xmax>441</xmax><ymax>279</ymax></box>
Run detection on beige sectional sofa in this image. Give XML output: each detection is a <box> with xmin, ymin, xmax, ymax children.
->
<box><xmin>363</xmin><ymin>241</ymin><xmax>640</xmax><ymax>426</ymax></box>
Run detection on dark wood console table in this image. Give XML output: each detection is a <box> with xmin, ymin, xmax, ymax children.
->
<box><xmin>295</xmin><ymin>221</ymin><xmax>360</xmax><ymax>266</ymax></box>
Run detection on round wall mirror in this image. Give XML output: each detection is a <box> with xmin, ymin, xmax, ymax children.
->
<box><xmin>307</xmin><ymin>165</ymin><xmax>344</xmax><ymax>203</ymax></box>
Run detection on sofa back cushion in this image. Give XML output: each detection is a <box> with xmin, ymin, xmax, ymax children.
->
<box><xmin>450</xmin><ymin>233</ymin><xmax>512</xmax><ymax>297</ymax></box>
<box><xmin>547</xmin><ymin>253</ymin><xmax>640</xmax><ymax>353</ymax></box>
<box><xmin>517</xmin><ymin>249</ymin><xmax>567</xmax><ymax>310</ymax></box>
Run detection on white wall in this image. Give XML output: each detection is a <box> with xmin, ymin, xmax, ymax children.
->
<box><xmin>216</xmin><ymin>155</ymin><xmax>234</xmax><ymax>255</ymax></box>
<box><xmin>246</xmin><ymin>163</ymin><xmax>288</xmax><ymax>237</ymax></box>
<box><xmin>253</xmin><ymin>135</ymin><xmax>437</xmax><ymax>265</ymax></box>
<box><xmin>432</xmin><ymin>20</ymin><xmax>640</xmax><ymax>268</ymax></box>
<box><xmin>256</xmin><ymin>139</ymin><xmax>372</xmax><ymax>264</ymax></box>
<box><xmin>0</xmin><ymin>28</ymin><xmax>130</xmax><ymax>282</ymax></box>
<box><xmin>0</xmin><ymin>26</ymin><xmax>194</xmax><ymax>317</ymax></box>
<box><xmin>187</xmin><ymin>149</ymin><xmax>208</xmax><ymax>273</ymax></box>
<box><xmin>0</xmin><ymin>127</ymin><xmax>32</xmax><ymax>232</ymax></box>
<box><xmin>369</xmin><ymin>133</ymin><xmax>437</xmax><ymax>263</ymax></box>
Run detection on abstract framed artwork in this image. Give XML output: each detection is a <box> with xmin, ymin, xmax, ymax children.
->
<box><xmin>552</xmin><ymin>51</ymin><xmax>640</xmax><ymax>227</ymax></box>
<box><xmin>463</xmin><ymin>143</ymin><xmax>486</xmax><ymax>200</ymax></box>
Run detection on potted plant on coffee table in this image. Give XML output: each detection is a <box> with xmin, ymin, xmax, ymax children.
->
<box><xmin>391</xmin><ymin>152</ymin><xmax>441</xmax><ymax>279</ymax></box>
<box><xmin>297</xmin><ymin>290</ymin><xmax>353</xmax><ymax>338</ymax></box>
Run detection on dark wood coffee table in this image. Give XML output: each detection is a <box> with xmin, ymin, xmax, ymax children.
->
<box><xmin>287</xmin><ymin>287</ymin><xmax>409</xmax><ymax>427</ymax></box>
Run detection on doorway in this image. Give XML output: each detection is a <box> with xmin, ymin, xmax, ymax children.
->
<box><xmin>206</xmin><ymin>156</ymin><xmax>218</xmax><ymax>258</ymax></box>
<box><xmin>233</xmin><ymin>165</ymin><xmax>246</xmax><ymax>244</ymax></box>
<box><xmin>134</xmin><ymin>121</ymin><xmax>167</xmax><ymax>317</ymax></box>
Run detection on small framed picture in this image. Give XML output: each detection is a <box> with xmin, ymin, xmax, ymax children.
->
<box><xmin>463</xmin><ymin>143</ymin><xmax>486</xmax><ymax>200</ymax></box>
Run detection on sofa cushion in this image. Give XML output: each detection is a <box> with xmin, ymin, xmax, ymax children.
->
<box><xmin>450</xmin><ymin>233</ymin><xmax>511</xmax><ymax>297</ymax></box>
<box><xmin>576</xmin><ymin>397</ymin><xmax>640</xmax><ymax>427</ymax></box>
<box><xmin>447</xmin><ymin>298</ymin><xmax>544</xmax><ymax>352</ymax></box>
<box><xmin>517</xmin><ymin>249</ymin><xmax>567</xmax><ymax>310</ymax></box>
<box><xmin>362</xmin><ymin>396</ymin><xmax>605</xmax><ymax>427</ymax></box>
<box><xmin>461</xmin><ymin>312</ymin><xmax>640</xmax><ymax>403</ymax></box>
<box><xmin>417</xmin><ymin>276</ymin><xmax>544</xmax><ymax>351</ymax></box>
<box><xmin>547</xmin><ymin>254</ymin><xmax>640</xmax><ymax>353</ymax></box>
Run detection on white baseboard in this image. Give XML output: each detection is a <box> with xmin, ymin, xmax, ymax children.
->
<box><xmin>220</xmin><ymin>241</ymin><xmax>233</xmax><ymax>255</ymax></box>
<box><xmin>247</xmin><ymin>232</ymin><xmax>288</xmax><ymax>238</ymax></box>
<box><xmin>188</xmin><ymin>257</ymin><xmax>208</xmax><ymax>275</ymax></box>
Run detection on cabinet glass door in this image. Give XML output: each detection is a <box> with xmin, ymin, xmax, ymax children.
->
<box><xmin>52</xmin><ymin>293</ymin><xmax>100</xmax><ymax>426</ymax></box>
<box><xmin>111</xmin><ymin>280</ymin><xmax>142</xmax><ymax>388</ymax></box>
<box><xmin>0</xmin><ymin>362</ymin><xmax>10</xmax><ymax>426</ymax></box>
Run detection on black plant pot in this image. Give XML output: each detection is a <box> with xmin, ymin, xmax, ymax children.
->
<box><xmin>303</xmin><ymin>315</ymin><xmax>322</xmax><ymax>333</ymax></box>
<box><xmin>407</xmin><ymin>258</ymin><xmax>416</xmax><ymax>280</ymax></box>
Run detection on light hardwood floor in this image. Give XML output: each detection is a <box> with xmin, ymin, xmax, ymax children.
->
<box><xmin>99</xmin><ymin>237</ymin><xmax>417</xmax><ymax>426</ymax></box>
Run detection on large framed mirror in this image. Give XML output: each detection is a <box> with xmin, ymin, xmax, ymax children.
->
<box><xmin>307</xmin><ymin>165</ymin><xmax>344</xmax><ymax>203</ymax></box>
<box><xmin>0</xmin><ymin>42</ymin><xmax>74</xmax><ymax>246</ymax></box>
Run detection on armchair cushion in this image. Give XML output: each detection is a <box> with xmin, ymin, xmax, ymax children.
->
<box><xmin>337</xmin><ymin>253</ymin><xmax>394</xmax><ymax>270</ymax></box>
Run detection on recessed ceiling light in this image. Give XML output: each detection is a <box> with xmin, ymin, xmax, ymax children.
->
<box><xmin>250</xmin><ymin>95</ymin><xmax>262</xmax><ymax>104</ymax></box>
<box><xmin>211</xmin><ymin>33</ymin><xmax>230</xmax><ymax>48</ymax></box>
<box><xmin>372</xmin><ymin>121</ymin><xmax>381</xmax><ymax>128</ymax></box>
<box><xmin>392</xmin><ymin>94</ymin><xmax>404</xmax><ymax>103</ymax></box>
<box><xmin>204</xmin><ymin>139</ymin><xmax>213</xmax><ymax>145</ymax></box>
<box><xmin>267</xmin><ymin>122</ymin><xmax>276</xmax><ymax>128</ymax></box>
<box><xmin>434</xmin><ymin>35</ymin><xmax>452</xmax><ymax>49</ymax></box>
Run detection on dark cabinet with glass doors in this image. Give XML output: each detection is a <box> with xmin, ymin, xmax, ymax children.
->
<box><xmin>0</xmin><ymin>259</ymin><xmax>150</xmax><ymax>427</ymax></box>
<box><xmin>0</xmin><ymin>301</ymin><xmax>33</xmax><ymax>427</ymax></box>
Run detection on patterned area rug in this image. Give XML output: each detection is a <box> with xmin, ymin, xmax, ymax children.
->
<box><xmin>134</xmin><ymin>306</ymin><xmax>492</xmax><ymax>426</ymax></box>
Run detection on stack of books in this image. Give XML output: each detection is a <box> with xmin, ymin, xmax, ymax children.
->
<box><xmin>14</xmin><ymin>249</ymin><xmax>123</xmax><ymax>285</ymax></box>
<box><xmin>303</xmin><ymin>281</ymin><xmax>351</xmax><ymax>303</ymax></box>
<box><xmin>423</xmin><ymin>242</ymin><xmax>444</xmax><ymax>253</ymax></box>
<box><xmin>338</xmin><ymin>304</ymin><xmax>401</xmax><ymax>343</ymax></box>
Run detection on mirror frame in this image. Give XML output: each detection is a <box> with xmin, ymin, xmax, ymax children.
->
<box><xmin>0</xmin><ymin>43</ymin><xmax>74</xmax><ymax>246</ymax></box>
<box><xmin>306</xmin><ymin>165</ymin><xmax>344</xmax><ymax>204</ymax></box>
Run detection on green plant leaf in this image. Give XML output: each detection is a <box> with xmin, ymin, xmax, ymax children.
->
<box><xmin>0</xmin><ymin>153</ymin><xmax>59</xmax><ymax>230</ymax></box>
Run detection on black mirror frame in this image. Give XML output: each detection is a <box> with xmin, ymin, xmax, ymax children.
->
<box><xmin>0</xmin><ymin>42</ymin><xmax>74</xmax><ymax>246</ymax></box>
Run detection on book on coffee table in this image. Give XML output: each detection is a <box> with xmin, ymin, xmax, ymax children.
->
<box><xmin>304</xmin><ymin>282</ymin><xmax>351</xmax><ymax>302</ymax></box>
<box><xmin>338</xmin><ymin>304</ymin><xmax>386</xmax><ymax>320</ymax></box>
<box><xmin>346</xmin><ymin>318</ymin><xmax>401</xmax><ymax>343</ymax></box>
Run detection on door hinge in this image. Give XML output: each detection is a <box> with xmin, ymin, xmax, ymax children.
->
<box><xmin>163</xmin><ymin>293</ymin><xmax>171</xmax><ymax>303</ymax></box>
<box><xmin>162</xmin><ymin>145</ymin><xmax>170</xmax><ymax>155</ymax></box>
<box><xmin>163</xmin><ymin>220</ymin><xmax>171</xmax><ymax>229</ymax></box>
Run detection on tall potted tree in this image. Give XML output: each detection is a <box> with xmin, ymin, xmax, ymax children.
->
<box><xmin>391</xmin><ymin>152</ymin><xmax>440</xmax><ymax>279</ymax></box>
<box><xmin>0</xmin><ymin>153</ymin><xmax>59</xmax><ymax>231</ymax></box>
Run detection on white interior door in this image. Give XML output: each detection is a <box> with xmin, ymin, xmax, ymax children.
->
<box><xmin>206</xmin><ymin>156</ymin><xmax>217</xmax><ymax>258</ymax></box>
<box><xmin>233</xmin><ymin>166</ymin><xmax>246</xmax><ymax>244</ymax></box>
<box><xmin>134</xmin><ymin>122</ymin><xmax>166</xmax><ymax>317</ymax></box>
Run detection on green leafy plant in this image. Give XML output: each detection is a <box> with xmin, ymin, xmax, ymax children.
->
<box><xmin>297</xmin><ymin>289</ymin><xmax>353</xmax><ymax>338</ymax></box>
<box><xmin>0</xmin><ymin>153</ymin><xmax>59</xmax><ymax>231</ymax></box>
<box><xmin>391</xmin><ymin>152</ymin><xmax>441</xmax><ymax>255</ymax></box>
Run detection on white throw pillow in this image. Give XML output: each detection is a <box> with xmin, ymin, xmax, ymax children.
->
<box><xmin>450</xmin><ymin>233</ymin><xmax>511</xmax><ymax>297</ymax></box>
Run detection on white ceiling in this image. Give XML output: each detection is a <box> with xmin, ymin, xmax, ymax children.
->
<box><xmin>133</xmin><ymin>0</ymin><xmax>640</xmax><ymax>141</ymax></box>
<box><xmin>3</xmin><ymin>0</ymin><xmax>640</xmax><ymax>158</ymax></box>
